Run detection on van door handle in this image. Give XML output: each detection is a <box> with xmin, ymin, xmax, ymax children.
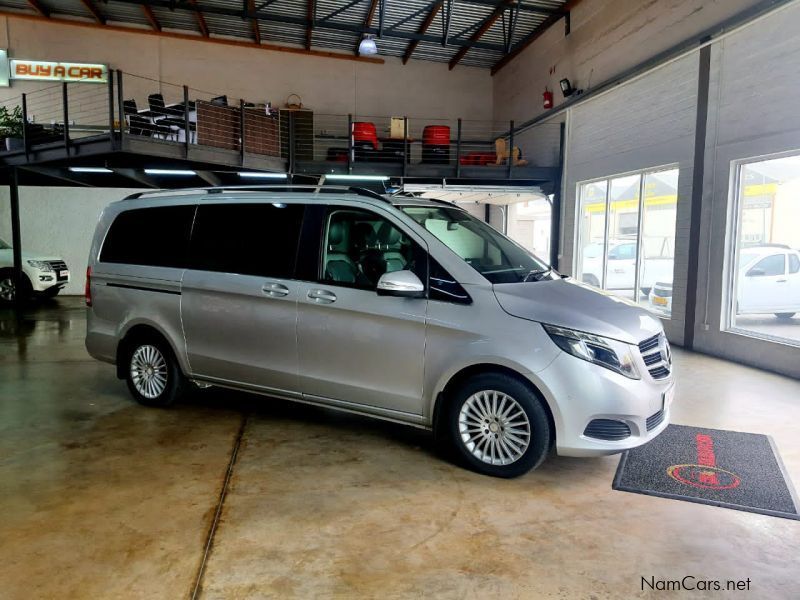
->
<box><xmin>262</xmin><ymin>282</ymin><xmax>290</xmax><ymax>297</ymax></box>
<box><xmin>307</xmin><ymin>289</ymin><xmax>337</xmax><ymax>304</ymax></box>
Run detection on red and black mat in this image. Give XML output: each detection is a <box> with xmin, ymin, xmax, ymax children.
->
<box><xmin>612</xmin><ymin>424</ymin><xmax>799</xmax><ymax>520</ymax></box>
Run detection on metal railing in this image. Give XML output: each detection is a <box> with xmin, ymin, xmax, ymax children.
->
<box><xmin>0</xmin><ymin>70</ymin><xmax>562</xmax><ymax>179</ymax></box>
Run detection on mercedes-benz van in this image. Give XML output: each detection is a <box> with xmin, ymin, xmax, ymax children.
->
<box><xmin>85</xmin><ymin>187</ymin><xmax>673</xmax><ymax>478</ymax></box>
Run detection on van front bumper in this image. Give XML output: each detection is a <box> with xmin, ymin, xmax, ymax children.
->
<box><xmin>532</xmin><ymin>351</ymin><xmax>673</xmax><ymax>457</ymax></box>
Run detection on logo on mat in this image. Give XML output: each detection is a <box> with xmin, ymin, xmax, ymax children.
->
<box><xmin>667</xmin><ymin>433</ymin><xmax>741</xmax><ymax>490</ymax></box>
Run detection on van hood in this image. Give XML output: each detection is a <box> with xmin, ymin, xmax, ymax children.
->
<box><xmin>493</xmin><ymin>278</ymin><xmax>663</xmax><ymax>345</ymax></box>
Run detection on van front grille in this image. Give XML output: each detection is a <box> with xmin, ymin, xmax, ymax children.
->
<box><xmin>584</xmin><ymin>419</ymin><xmax>631</xmax><ymax>441</ymax></box>
<box><xmin>638</xmin><ymin>333</ymin><xmax>672</xmax><ymax>380</ymax></box>
<box><xmin>638</xmin><ymin>334</ymin><xmax>660</xmax><ymax>354</ymax></box>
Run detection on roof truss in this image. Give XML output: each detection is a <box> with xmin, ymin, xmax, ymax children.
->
<box><xmin>7</xmin><ymin>0</ymin><xmax>574</xmax><ymax>71</ymax></box>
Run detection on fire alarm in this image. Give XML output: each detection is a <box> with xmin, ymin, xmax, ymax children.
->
<box><xmin>543</xmin><ymin>88</ymin><xmax>553</xmax><ymax>109</ymax></box>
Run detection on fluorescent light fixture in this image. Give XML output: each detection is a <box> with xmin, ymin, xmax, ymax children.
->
<box><xmin>358</xmin><ymin>35</ymin><xmax>378</xmax><ymax>56</ymax></box>
<box><xmin>69</xmin><ymin>167</ymin><xmax>112</xmax><ymax>173</ymax></box>
<box><xmin>326</xmin><ymin>174</ymin><xmax>389</xmax><ymax>181</ymax></box>
<box><xmin>144</xmin><ymin>169</ymin><xmax>196</xmax><ymax>176</ymax></box>
<box><xmin>238</xmin><ymin>172</ymin><xmax>287</xmax><ymax>179</ymax></box>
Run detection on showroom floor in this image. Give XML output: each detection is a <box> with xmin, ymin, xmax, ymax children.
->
<box><xmin>2</xmin><ymin>298</ymin><xmax>799</xmax><ymax>599</ymax></box>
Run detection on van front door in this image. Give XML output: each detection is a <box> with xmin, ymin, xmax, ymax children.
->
<box><xmin>295</xmin><ymin>206</ymin><xmax>428</xmax><ymax>415</ymax></box>
<box><xmin>182</xmin><ymin>201</ymin><xmax>305</xmax><ymax>394</ymax></box>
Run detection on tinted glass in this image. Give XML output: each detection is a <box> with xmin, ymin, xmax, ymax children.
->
<box><xmin>321</xmin><ymin>208</ymin><xmax>426</xmax><ymax>290</ymax></box>
<box><xmin>750</xmin><ymin>254</ymin><xmax>785</xmax><ymax>277</ymax></box>
<box><xmin>100</xmin><ymin>205</ymin><xmax>195</xmax><ymax>267</ymax></box>
<box><xmin>190</xmin><ymin>203</ymin><xmax>305</xmax><ymax>278</ymax></box>
<box><xmin>401</xmin><ymin>205</ymin><xmax>551</xmax><ymax>284</ymax></box>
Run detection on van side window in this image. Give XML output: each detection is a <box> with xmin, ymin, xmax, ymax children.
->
<box><xmin>100</xmin><ymin>205</ymin><xmax>195</xmax><ymax>267</ymax></box>
<box><xmin>321</xmin><ymin>209</ymin><xmax>426</xmax><ymax>290</ymax></box>
<box><xmin>430</xmin><ymin>259</ymin><xmax>471</xmax><ymax>304</ymax></box>
<box><xmin>189</xmin><ymin>203</ymin><xmax>305</xmax><ymax>278</ymax></box>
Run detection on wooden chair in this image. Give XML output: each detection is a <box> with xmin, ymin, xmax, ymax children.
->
<box><xmin>494</xmin><ymin>137</ymin><xmax>529</xmax><ymax>167</ymax></box>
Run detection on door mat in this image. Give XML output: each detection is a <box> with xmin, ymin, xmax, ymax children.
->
<box><xmin>612</xmin><ymin>424</ymin><xmax>799</xmax><ymax>520</ymax></box>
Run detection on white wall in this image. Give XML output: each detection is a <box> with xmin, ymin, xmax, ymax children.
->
<box><xmin>0</xmin><ymin>16</ymin><xmax>493</xmax><ymax>121</ymax></box>
<box><xmin>0</xmin><ymin>187</ymin><xmax>138</xmax><ymax>295</ymax></box>
<box><xmin>492</xmin><ymin>0</ymin><xmax>761</xmax><ymax>123</ymax></box>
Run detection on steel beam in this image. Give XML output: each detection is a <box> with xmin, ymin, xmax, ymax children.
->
<box><xmin>403</xmin><ymin>1</ymin><xmax>443</xmax><ymax>64</ymax></box>
<box><xmin>449</xmin><ymin>0</ymin><xmax>512</xmax><ymax>69</ymax></box>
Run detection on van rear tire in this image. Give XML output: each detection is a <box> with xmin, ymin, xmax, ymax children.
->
<box><xmin>124</xmin><ymin>337</ymin><xmax>187</xmax><ymax>407</ymax></box>
<box><xmin>446</xmin><ymin>373</ymin><xmax>551</xmax><ymax>478</ymax></box>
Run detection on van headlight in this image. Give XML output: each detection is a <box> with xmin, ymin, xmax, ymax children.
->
<box><xmin>543</xmin><ymin>324</ymin><xmax>640</xmax><ymax>379</ymax></box>
<box><xmin>27</xmin><ymin>260</ymin><xmax>53</xmax><ymax>272</ymax></box>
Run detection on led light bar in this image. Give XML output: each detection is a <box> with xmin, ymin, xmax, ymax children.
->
<box><xmin>144</xmin><ymin>169</ymin><xmax>196</xmax><ymax>176</ymax></box>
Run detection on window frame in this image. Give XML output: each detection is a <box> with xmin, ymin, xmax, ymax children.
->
<box><xmin>575</xmin><ymin>164</ymin><xmax>680</xmax><ymax>318</ymax></box>
<box><xmin>724</xmin><ymin>148</ymin><xmax>800</xmax><ymax>347</ymax></box>
<box><xmin>310</xmin><ymin>204</ymin><xmax>431</xmax><ymax>295</ymax></box>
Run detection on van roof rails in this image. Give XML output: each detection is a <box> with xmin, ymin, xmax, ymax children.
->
<box><xmin>123</xmin><ymin>185</ymin><xmax>391</xmax><ymax>204</ymax></box>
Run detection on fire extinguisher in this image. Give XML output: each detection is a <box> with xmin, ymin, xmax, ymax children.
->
<box><xmin>543</xmin><ymin>88</ymin><xmax>553</xmax><ymax>110</ymax></box>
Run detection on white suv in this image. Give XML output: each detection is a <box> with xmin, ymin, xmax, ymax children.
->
<box><xmin>0</xmin><ymin>237</ymin><xmax>71</xmax><ymax>303</ymax></box>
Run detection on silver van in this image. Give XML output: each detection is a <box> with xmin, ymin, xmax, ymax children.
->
<box><xmin>86</xmin><ymin>187</ymin><xmax>673</xmax><ymax>478</ymax></box>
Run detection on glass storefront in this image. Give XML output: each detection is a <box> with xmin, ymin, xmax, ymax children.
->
<box><xmin>576</xmin><ymin>167</ymin><xmax>679</xmax><ymax>317</ymax></box>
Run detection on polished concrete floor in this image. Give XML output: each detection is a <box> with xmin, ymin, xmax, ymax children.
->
<box><xmin>2</xmin><ymin>297</ymin><xmax>800</xmax><ymax>599</ymax></box>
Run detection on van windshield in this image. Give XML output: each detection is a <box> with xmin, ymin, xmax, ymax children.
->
<box><xmin>400</xmin><ymin>205</ymin><xmax>554</xmax><ymax>284</ymax></box>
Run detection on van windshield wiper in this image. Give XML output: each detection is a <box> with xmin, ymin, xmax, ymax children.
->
<box><xmin>523</xmin><ymin>267</ymin><xmax>553</xmax><ymax>282</ymax></box>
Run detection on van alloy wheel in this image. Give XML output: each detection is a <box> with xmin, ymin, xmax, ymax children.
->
<box><xmin>458</xmin><ymin>390</ymin><xmax>532</xmax><ymax>465</ymax></box>
<box><xmin>130</xmin><ymin>344</ymin><xmax>168</xmax><ymax>399</ymax></box>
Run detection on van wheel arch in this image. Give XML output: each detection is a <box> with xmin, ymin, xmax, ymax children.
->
<box><xmin>434</xmin><ymin>364</ymin><xmax>556</xmax><ymax>449</ymax></box>
<box><xmin>116</xmin><ymin>325</ymin><xmax>184</xmax><ymax>380</ymax></box>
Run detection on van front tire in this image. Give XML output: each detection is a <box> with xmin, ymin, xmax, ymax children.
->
<box><xmin>446</xmin><ymin>373</ymin><xmax>551</xmax><ymax>478</ymax></box>
<box><xmin>124</xmin><ymin>337</ymin><xmax>187</xmax><ymax>407</ymax></box>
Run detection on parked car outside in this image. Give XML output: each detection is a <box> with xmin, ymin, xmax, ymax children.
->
<box><xmin>735</xmin><ymin>245</ymin><xmax>800</xmax><ymax>318</ymax></box>
<box><xmin>0</xmin><ymin>237</ymin><xmax>71</xmax><ymax>304</ymax></box>
<box><xmin>86</xmin><ymin>188</ymin><xmax>674</xmax><ymax>478</ymax></box>
<box><xmin>581</xmin><ymin>240</ymin><xmax>673</xmax><ymax>296</ymax></box>
<box><xmin>648</xmin><ymin>245</ymin><xmax>800</xmax><ymax>319</ymax></box>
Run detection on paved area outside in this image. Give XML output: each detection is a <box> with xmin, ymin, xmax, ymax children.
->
<box><xmin>733</xmin><ymin>314</ymin><xmax>800</xmax><ymax>344</ymax></box>
<box><xmin>2</xmin><ymin>296</ymin><xmax>800</xmax><ymax>599</ymax></box>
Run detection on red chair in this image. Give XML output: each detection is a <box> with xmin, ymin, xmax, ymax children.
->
<box><xmin>352</xmin><ymin>122</ymin><xmax>378</xmax><ymax>150</ymax></box>
<box><xmin>422</xmin><ymin>125</ymin><xmax>451</xmax><ymax>164</ymax></box>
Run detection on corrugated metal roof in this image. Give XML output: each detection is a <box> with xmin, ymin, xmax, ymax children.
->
<box><xmin>0</xmin><ymin>0</ymin><xmax>569</xmax><ymax>69</ymax></box>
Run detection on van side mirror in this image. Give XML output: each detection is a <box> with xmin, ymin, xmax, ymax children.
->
<box><xmin>377</xmin><ymin>270</ymin><xmax>425</xmax><ymax>298</ymax></box>
<box><xmin>747</xmin><ymin>267</ymin><xmax>766</xmax><ymax>277</ymax></box>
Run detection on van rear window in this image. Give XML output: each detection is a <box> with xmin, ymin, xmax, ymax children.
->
<box><xmin>100</xmin><ymin>205</ymin><xmax>196</xmax><ymax>267</ymax></box>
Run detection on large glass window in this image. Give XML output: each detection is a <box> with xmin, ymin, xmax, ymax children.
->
<box><xmin>728</xmin><ymin>153</ymin><xmax>800</xmax><ymax>345</ymax></box>
<box><xmin>576</xmin><ymin>167</ymin><xmax>678</xmax><ymax>317</ymax></box>
<box><xmin>189</xmin><ymin>202</ymin><xmax>305</xmax><ymax>278</ymax></box>
<box><xmin>100</xmin><ymin>205</ymin><xmax>196</xmax><ymax>268</ymax></box>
